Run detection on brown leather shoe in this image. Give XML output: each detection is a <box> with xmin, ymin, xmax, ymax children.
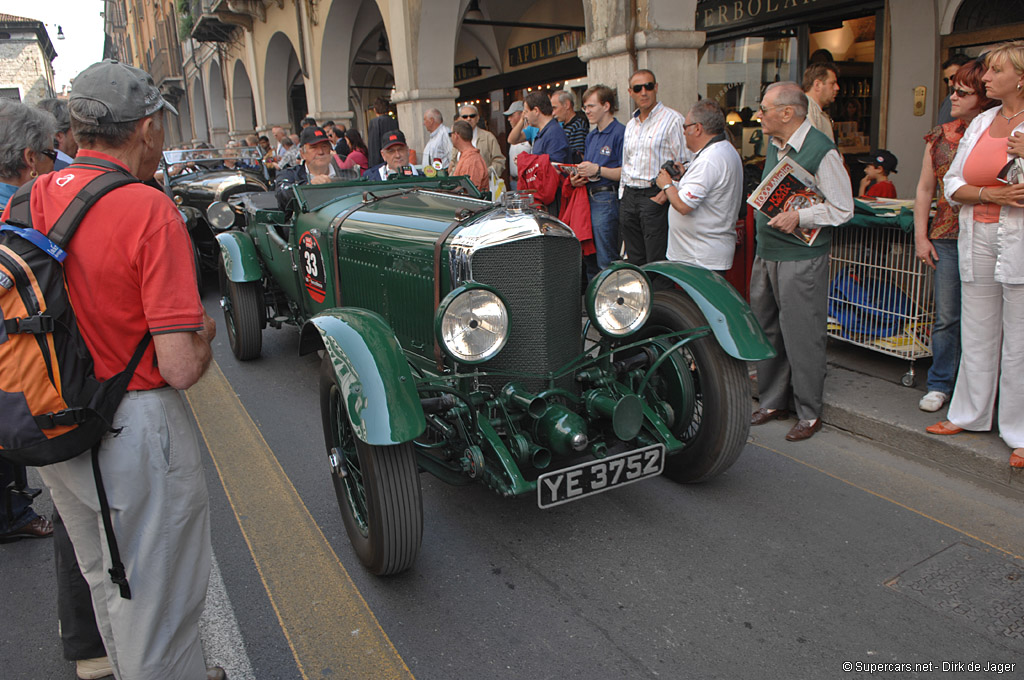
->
<box><xmin>785</xmin><ymin>419</ymin><xmax>821</xmax><ymax>442</ymax></box>
<box><xmin>207</xmin><ymin>667</ymin><xmax>227</xmax><ymax>680</ymax></box>
<box><xmin>0</xmin><ymin>516</ymin><xmax>54</xmax><ymax>542</ymax></box>
<box><xmin>751</xmin><ymin>408</ymin><xmax>790</xmax><ymax>426</ymax></box>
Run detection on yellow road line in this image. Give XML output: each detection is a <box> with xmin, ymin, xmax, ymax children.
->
<box><xmin>755</xmin><ymin>442</ymin><xmax>1024</xmax><ymax>561</ymax></box>
<box><xmin>186</xmin><ymin>360</ymin><xmax>414</xmax><ymax>680</ymax></box>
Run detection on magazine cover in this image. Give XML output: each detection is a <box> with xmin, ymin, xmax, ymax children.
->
<box><xmin>747</xmin><ymin>157</ymin><xmax>825</xmax><ymax>246</ymax></box>
<box><xmin>551</xmin><ymin>162</ymin><xmax>580</xmax><ymax>176</ymax></box>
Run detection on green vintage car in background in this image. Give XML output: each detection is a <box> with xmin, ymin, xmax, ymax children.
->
<box><xmin>213</xmin><ymin>176</ymin><xmax>774</xmax><ymax>575</ymax></box>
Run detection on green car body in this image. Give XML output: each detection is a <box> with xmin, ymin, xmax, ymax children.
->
<box><xmin>216</xmin><ymin>175</ymin><xmax>774</xmax><ymax>575</ymax></box>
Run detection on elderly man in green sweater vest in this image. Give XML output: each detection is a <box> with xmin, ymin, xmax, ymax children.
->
<box><xmin>749</xmin><ymin>81</ymin><xmax>854</xmax><ymax>442</ymax></box>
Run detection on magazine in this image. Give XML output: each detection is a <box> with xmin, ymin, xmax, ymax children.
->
<box><xmin>747</xmin><ymin>157</ymin><xmax>825</xmax><ymax>246</ymax></box>
<box><xmin>551</xmin><ymin>162</ymin><xmax>580</xmax><ymax>176</ymax></box>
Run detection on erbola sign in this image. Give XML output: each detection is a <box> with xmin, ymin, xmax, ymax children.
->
<box><xmin>697</xmin><ymin>0</ymin><xmax>855</xmax><ymax>32</ymax></box>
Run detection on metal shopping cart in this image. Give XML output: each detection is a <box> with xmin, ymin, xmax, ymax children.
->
<box><xmin>826</xmin><ymin>201</ymin><xmax>935</xmax><ymax>387</ymax></box>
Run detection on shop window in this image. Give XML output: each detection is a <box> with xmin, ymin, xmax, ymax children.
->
<box><xmin>0</xmin><ymin>88</ymin><xmax>20</xmax><ymax>101</ymax></box>
<box><xmin>696</xmin><ymin>33</ymin><xmax>799</xmax><ymax>161</ymax></box>
<box><xmin>810</xmin><ymin>14</ymin><xmax>876</xmax><ymax>156</ymax></box>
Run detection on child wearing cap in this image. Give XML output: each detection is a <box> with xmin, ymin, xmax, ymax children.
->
<box><xmin>858</xmin><ymin>149</ymin><xmax>898</xmax><ymax>198</ymax></box>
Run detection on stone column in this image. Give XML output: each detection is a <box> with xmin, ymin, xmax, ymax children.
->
<box><xmin>391</xmin><ymin>88</ymin><xmax>461</xmax><ymax>162</ymax></box>
<box><xmin>312</xmin><ymin>110</ymin><xmax>357</xmax><ymax>129</ymax></box>
<box><xmin>579</xmin><ymin>0</ymin><xmax>703</xmax><ymax>122</ymax></box>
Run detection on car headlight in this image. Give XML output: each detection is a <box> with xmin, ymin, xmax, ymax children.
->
<box><xmin>435</xmin><ymin>283</ymin><xmax>510</xmax><ymax>364</ymax></box>
<box><xmin>206</xmin><ymin>201</ymin><xmax>235</xmax><ymax>230</ymax></box>
<box><xmin>585</xmin><ymin>263</ymin><xmax>652</xmax><ymax>337</ymax></box>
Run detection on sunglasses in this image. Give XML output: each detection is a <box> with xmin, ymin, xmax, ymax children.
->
<box><xmin>682</xmin><ymin>122</ymin><xmax>698</xmax><ymax>130</ymax></box>
<box><xmin>758</xmin><ymin>103</ymin><xmax>784</xmax><ymax>114</ymax></box>
<box><xmin>40</xmin><ymin>148</ymin><xmax>58</xmax><ymax>162</ymax></box>
<box><xmin>951</xmin><ymin>87</ymin><xmax>975</xmax><ymax>98</ymax></box>
<box><xmin>461</xmin><ymin>114</ymin><xmax>478</xmax><ymax>119</ymax></box>
<box><xmin>631</xmin><ymin>82</ymin><xmax>656</xmax><ymax>93</ymax></box>
<box><xmin>943</xmin><ymin>77</ymin><xmax>952</xmax><ymax>85</ymax></box>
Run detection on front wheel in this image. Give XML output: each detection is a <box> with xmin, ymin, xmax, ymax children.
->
<box><xmin>319</xmin><ymin>357</ymin><xmax>422</xmax><ymax>575</ymax></box>
<box><xmin>222</xmin><ymin>268</ymin><xmax>263</xmax><ymax>360</ymax></box>
<box><xmin>644</xmin><ymin>290</ymin><xmax>751</xmax><ymax>483</ymax></box>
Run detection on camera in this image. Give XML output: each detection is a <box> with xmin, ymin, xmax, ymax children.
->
<box><xmin>649</xmin><ymin>160</ymin><xmax>684</xmax><ymax>188</ymax></box>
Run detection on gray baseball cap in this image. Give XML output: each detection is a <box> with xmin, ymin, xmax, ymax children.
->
<box><xmin>503</xmin><ymin>101</ymin><xmax>524</xmax><ymax>115</ymax></box>
<box><xmin>69</xmin><ymin>59</ymin><xmax>178</xmax><ymax>124</ymax></box>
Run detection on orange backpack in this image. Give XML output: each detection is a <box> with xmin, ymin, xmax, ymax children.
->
<box><xmin>0</xmin><ymin>165</ymin><xmax>146</xmax><ymax>467</ymax></box>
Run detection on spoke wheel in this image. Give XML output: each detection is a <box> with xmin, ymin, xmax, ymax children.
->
<box><xmin>319</xmin><ymin>357</ymin><xmax>422</xmax><ymax>575</ymax></box>
<box><xmin>221</xmin><ymin>263</ymin><xmax>263</xmax><ymax>361</ymax></box>
<box><xmin>641</xmin><ymin>291</ymin><xmax>750</xmax><ymax>483</ymax></box>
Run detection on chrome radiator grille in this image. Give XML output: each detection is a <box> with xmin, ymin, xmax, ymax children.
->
<box><xmin>469</xmin><ymin>236</ymin><xmax>582</xmax><ymax>393</ymax></box>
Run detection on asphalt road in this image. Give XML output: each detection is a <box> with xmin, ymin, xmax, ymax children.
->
<box><xmin>2</xmin><ymin>280</ymin><xmax>1023</xmax><ymax>679</ymax></box>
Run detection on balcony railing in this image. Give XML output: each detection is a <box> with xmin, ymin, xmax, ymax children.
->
<box><xmin>189</xmin><ymin>0</ymin><xmax>263</xmax><ymax>42</ymax></box>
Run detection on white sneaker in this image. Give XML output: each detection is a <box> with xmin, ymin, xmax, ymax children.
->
<box><xmin>919</xmin><ymin>391</ymin><xmax>949</xmax><ymax>412</ymax></box>
<box><xmin>77</xmin><ymin>656</ymin><xmax>113</xmax><ymax>679</ymax></box>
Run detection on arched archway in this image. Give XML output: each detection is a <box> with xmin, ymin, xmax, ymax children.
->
<box><xmin>265</xmin><ymin>31</ymin><xmax>305</xmax><ymax>130</ymax></box>
<box><xmin>206</xmin><ymin>59</ymin><xmax>230</xmax><ymax>145</ymax></box>
<box><xmin>318</xmin><ymin>0</ymin><xmax>358</xmax><ymax>117</ymax></box>
<box><xmin>191</xmin><ymin>77</ymin><xmax>209</xmax><ymax>143</ymax></box>
<box><xmin>232</xmin><ymin>59</ymin><xmax>257</xmax><ymax>132</ymax></box>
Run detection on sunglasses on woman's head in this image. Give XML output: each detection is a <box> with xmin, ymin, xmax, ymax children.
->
<box><xmin>631</xmin><ymin>82</ymin><xmax>656</xmax><ymax>93</ymax></box>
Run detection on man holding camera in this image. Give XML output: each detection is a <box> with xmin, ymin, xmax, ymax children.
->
<box><xmin>656</xmin><ymin>99</ymin><xmax>743</xmax><ymax>272</ymax></box>
<box><xmin>619</xmin><ymin>70</ymin><xmax>689</xmax><ymax>266</ymax></box>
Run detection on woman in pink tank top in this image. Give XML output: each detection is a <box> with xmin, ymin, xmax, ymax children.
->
<box><xmin>927</xmin><ymin>41</ymin><xmax>1024</xmax><ymax>467</ymax></box>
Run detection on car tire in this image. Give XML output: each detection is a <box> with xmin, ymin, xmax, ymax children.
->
<box><xmin>319</xmin><ymin>357</ymin><xmax>423</xmax><ymax>576</ymax></box>
<box><xmin>644</xmin><ymin>290</ymin><xmax>750</xmax><ymax>483</ymax></box>
<box><xmin>224</xmin><ymin>276</ymin><xmax>263</xmax><ymax>361</ymax></box>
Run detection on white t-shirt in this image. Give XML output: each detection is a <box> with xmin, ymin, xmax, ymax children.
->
<box><xmin>666</xmin><ymin>139</ymin><xmax>743</xmax><ymax>271</ymax></box>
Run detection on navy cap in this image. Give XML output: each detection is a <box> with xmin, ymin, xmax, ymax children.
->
<box><xmin>299</xmin><ymin>126</ymin><xmax>330</xmax><ymax>146</ymax></box>
<box><xmin>381</xmin><ymin>129</ymin><xmax>407</xmax><ymax>150</ymax></box>
<box><xmin>859</xmin><ymin>149</ymin><xmax>898</xmax><ymax>174</ymax></box>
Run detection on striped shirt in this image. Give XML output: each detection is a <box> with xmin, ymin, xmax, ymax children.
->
<box><xmin>621</xmin><ymin>102</ymin><xmax>689</xmax><ymax>191</ymax></box>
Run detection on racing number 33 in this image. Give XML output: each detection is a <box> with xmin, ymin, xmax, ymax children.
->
<box><xmin>537</xmin><ymin>444</ymin><xmax>665</xmax><ymax>508</ymax></box>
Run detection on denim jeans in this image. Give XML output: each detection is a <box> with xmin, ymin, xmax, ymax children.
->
<box><xmin>588</xmin><ymin>189</ymin><xmax>620</xmax><ymax>279</ymax></box>
<box><xmin>927</xmin><ymin>238</ymin><xmax>960</xmax><ymax>394</ymax></box>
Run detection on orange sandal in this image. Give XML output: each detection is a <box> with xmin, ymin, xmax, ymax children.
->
<box><xmin>926</xmin><ymin>421</ymin><xmax>964</xmax><ymax>435</ymax></box>
<box><xmin>1011</xmin><ymin>448</ymin><xmax>1024</xmax><ymax>469</ymax></box>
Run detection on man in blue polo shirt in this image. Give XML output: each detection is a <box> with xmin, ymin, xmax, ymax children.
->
<box><xmin>573</xmin><ymin>84</ymin><xmax>625</xmax><ymax>279</ymax></box>
<box><xmin>524</xmin><ymin>90</ymin><xmax>570</xmax><ymax>164</ymax></box>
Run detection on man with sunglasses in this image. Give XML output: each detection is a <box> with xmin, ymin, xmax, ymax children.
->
<box><xmin>748</xmin><ymin>81</ymin><xmax>853</xmax><ymax>443</ymax></box>
<box><xmin>937</xmin><ymin>54</ymin><xmax>971</xmax><ymax>125</ymax></box>
<box><xmin>619</xmin><ymin>69</ymin><xmax>689</xmax><ymax>267</ymax></box>
<box><xmin>449</xmin><ymin>104</ymin><xmax>506</xmax><ymax>179</ymax></box>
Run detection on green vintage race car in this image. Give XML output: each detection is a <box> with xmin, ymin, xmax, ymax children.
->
<box><xmin>214</xmin><ymin>176</ymin><xmax>774</xmax><ymax>575</ymax></box>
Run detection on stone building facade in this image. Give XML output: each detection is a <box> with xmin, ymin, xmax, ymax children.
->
<box><xmin>0</xmin><ymin>13</ymin><xmax>57</xmax><ymax>105</ymax></box>
<box><xmin>106</xmin><ymin>0</ymin><xmax>1019</xmax><ymax>195</ymax></box>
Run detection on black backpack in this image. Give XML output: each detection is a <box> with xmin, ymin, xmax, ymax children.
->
<box><xmin>0</xmin><ymin>157</ymin><xmax>148</xmax><ymax>598</ymax></box>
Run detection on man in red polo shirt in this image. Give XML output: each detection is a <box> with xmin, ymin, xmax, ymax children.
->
<box><xmin>1</xmin><ymin>60</ymin><xmax>223</xmax><ymax>680</ymax></box>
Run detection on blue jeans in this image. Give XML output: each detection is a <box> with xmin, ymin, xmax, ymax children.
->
<box><xmin>588</xmin><ymin>189</ymin><xmax>620</xmax><ymax>279</ymax></box>
<box><xmin>927</xmin><ymin>239</ymin><xmax>961</xmax><ymax>394</ymax></box>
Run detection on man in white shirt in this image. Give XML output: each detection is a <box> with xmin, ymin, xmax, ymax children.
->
<box><xmin>656</xmin><ymin>99</ymin><xmax>742</xmax><ymax>271</ymax></box>
<box><xmin>619</xmin><ymin>69</ymin><xmax>689</xmax><ymax>267</ymax></box>
<box><xmin>421</xmin><ymin>108</ymin><xmax>452</xmax><ymax>170</ymax></box>
<box><xmin>802</xmin><ymin>62</ymin><xmax>839</xmax><ymax>142</ymax></box>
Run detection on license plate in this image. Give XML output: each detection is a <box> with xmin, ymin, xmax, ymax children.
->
<box><xmin>536</xmin><ymin>444</ymin><xmax>665</xmax><ymax>509</ymax></box>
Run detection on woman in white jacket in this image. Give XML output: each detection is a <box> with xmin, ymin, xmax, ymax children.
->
<box><xmin>926</xmin><ymin>41</ymin><xmax>1024</xmax><ymax>467</ymax></box>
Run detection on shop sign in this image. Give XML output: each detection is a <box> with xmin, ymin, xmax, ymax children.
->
<box><xmin>508</xmin><ymin>30</ymin><xmax>585</xmax><ymax>68</ymax></box>
<box><xmin>698</xmin><ymin>0</ymin><xmax>826</xmax><ymax>32</ymax></box>
<box><xmin>455</xmin><ymin>59</ymin><xmax>483</xmax><ymax>82</ymax></box>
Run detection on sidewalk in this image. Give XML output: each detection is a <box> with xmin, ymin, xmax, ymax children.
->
<box><xmin>753</xmin><ymin>339</ymin><xmax>1023</xmax><ymax>494</ymax></box>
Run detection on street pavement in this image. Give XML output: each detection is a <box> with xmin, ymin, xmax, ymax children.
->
<box><xmin>1</xmin><ymin>283</ymin><xmax>1022</xmax><ymax>679</ymax></box>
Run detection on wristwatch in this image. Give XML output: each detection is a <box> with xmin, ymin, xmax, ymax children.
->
<box><xmin>660</xmin><ymin>184</ymin><xmax>672</xmax><ymax>191</ymax></box>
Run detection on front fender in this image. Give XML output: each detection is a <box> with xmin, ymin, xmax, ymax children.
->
<box><xmin>215</xmin><ymin>231</ymin><xmax>262</xmax><ymax>283</ymax></box>
<box><xmin>300</xmin><ymin>309</ymin><xmax>425</xmax><ymax>446</ymax></box>
<box><xmin>643</xmin><ymin>261</ymin><xmax>775</xmax><ymax>361</ymax></box>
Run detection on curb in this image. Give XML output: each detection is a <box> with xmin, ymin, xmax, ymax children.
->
<box><xmin>821</xmin><ymin>365</ymin><xmax>1023</xmax><ymax>494</ymax></box>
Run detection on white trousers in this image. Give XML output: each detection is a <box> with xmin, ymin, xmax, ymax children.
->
<box><xmin>947</xmin><ymin>221</ymin><xmax>1024</xmax><ymax>448</ymax></box>
<box><xmin>40</xmin><ymin>387</ymin><xmax>212</xmax><ymax>680</ymax></box>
